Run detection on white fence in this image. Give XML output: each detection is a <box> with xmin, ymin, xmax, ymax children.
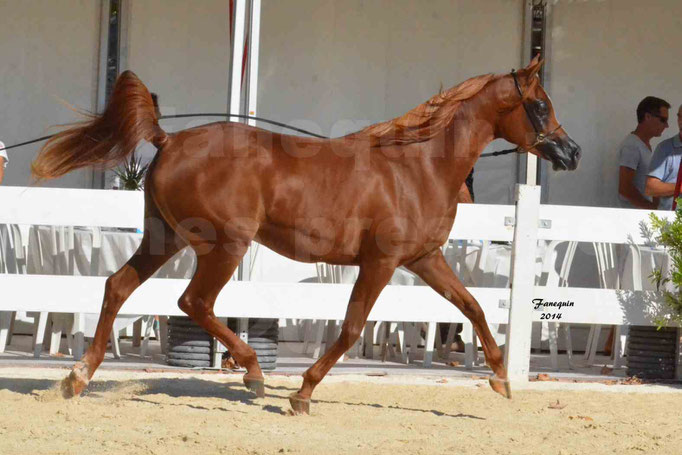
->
<box><xmin>0</xmin><ymin>185</ymin><xmax>680</xmax><ymax>381</ymax></box>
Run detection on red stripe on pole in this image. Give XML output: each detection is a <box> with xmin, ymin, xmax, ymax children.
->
<box><xmin>672</xmin><ymin>157</ymin><xmax>682</xmax><ymax>211</ymax></box>
<box><xmin>229</xmin><ymin>0</ymin><xmax>234</xmax><ymax>36</ymax></box>
<box><xmin>242</xmin><ymin>36</ymin><xmax>249</xmax><ymax>83</ymax></box>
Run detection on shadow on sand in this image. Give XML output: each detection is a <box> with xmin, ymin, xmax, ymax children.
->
<box><xmin>0</xmin><ymin>376</ymin><xmax>488</xmax><ymax>418</ymax></box>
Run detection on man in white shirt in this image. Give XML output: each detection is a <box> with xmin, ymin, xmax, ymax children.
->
<box><xmin>617</xmin><ymin>96</ymin><xmax>670</xmax><ymax>209</ymax></box>
<box><xmin>0</xmin><ymin>141</ymin><xmax>8</xmax><ymax>185</ymax></box>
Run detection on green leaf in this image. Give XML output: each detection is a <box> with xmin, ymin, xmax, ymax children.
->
<box><xmin>646</xmin><ymin>205</ymin><xmax>682</xmax><ymax>326</ymax></box>
<box><xmin>113</xmin><ymin>153</ymin><xmax>148</xmax><ymax>191</ymax></box>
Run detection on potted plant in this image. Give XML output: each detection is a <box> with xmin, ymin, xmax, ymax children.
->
<box><xmin>113</xmin><ymin>153</ymin><xmax>148</xmax><ymax>191</ymax></box>
<box><xmin>626</xmin><ymin>210</ymin><xmax>682</xmax><ymax>379</ymax></box>
<box><xmin>648</xmin><ymin>209</ymin><xmax>682</xmax><ymax>328</ymax></box>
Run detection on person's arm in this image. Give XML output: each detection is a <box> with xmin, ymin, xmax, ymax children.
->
<box><xmin>645</xmin><ymin>176</ymin><xmax>676</xmax><ymax>197</ymax></box>
<box><xmin>0</xmin><ymin>161</ymin><xmax>5</xmax><ymax>185</ymax></box>
<box><xmin>646</xmin><ymin>143</ymin><xmax>675</xmax><ymax>199</ymax></box>
<box><xmin>619</xmin><ymin>166</ymin><xmax>657</xmax><ymax>209</ymax></box>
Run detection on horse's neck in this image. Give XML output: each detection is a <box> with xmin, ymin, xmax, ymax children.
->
<box><xmin>425</xmin><ymin>102</ymin><xmax>496</xmax><ymax>197</ymax></box>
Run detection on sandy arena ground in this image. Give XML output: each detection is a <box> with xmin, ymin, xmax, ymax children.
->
<box><xmin>0</xmin><ymin>367</ymin><xmax>680</xmax><ymax>455</ymax></box>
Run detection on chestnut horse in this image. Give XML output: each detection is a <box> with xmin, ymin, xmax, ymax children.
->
<box><xmin>32</xmin><ymin>55</ymin><xmax>580</xmax><ymax>414</ymax></box>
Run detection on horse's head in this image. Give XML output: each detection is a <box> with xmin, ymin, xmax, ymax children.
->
<box><xmin>495</xmin><ymin>56</ymin><xmax>581</xmax><ymax>171</ymax></box>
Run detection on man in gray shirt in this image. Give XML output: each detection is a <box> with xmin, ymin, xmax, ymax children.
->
<box><xmin>618</xmin><ymin>96</ymin><xmax>670</xmax><ymax>209</ymax></box>
<box><xmin>646</xmin><ymin>105</ymin><xmax>682</xmax><ymax>210</ymax></box>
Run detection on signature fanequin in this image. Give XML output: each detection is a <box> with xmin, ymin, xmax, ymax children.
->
<box><xmin>532</xmin><ymin>298</ymin><xmax>575</xmax><ymax>311</ymax></box>
<box><xmin>532</xmin><ymin>298</ymin><xmax>574</xmax><ymax>320</ymax></box>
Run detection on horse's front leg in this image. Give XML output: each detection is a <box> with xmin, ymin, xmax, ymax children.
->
<box><xmin>289</xmin><ymin>261</ymin><xmax>396</xmax><ymax>414</ymax></box>
<box><xmin>406</xmin><ymin>250</ymin><xmax>511</xmax><ymax>399</ymax></box>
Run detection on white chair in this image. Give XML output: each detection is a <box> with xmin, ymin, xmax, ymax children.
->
<box><xmin>604</xmin><ymin>243</ymin><xmax>649</xmax><ymax>369</ymax></box>
<box><xmin>582</xmin><ymin>242</ymin><xmax>621</xmax><ymax>367</ymax></box>
<box><xmin>436</xmin><ymin>240</ymin><xmax>485</xmax><ymax>368</ymax></box>
<box><xmin>538</xmin><ymin>240</ymin><xmax>578</xmax><ymax>371</ymax></box>
<box><xmin>87</xmin><ymin>227</ymin><xmax>122</xmax><ymax>359</ymax></box>
<box><xmin>418</xmin><ymin>239</ymin><xmax>502</xmax><ymax>369</ymax></box>
<box><xmin>590</xmin><ymin>243</ymin><xmax>644</xmax><ymax>369</ymax></box>
<box><xmin>305</xmin><ymin>263</ymin><xmax>397</xmax><ymax>364</ymax></box>
<box><xmin>32</xmin><ymin>226</ymin><xmax>81</xmax><ymax>358</ymax></box>
<box><xmin>303</xmin><ymin>264</ymin><xmax>350</xmax><ymax>362</ymax></box>
<box><xmin>10</xmin><ymin>225</ymin><xmax>86</xmax><ymax>359</ymax></box>
<box><xmin>0</xmin><ymin>224</ymin><xmax>17</xmax><ymax>353</ymax></box>
<box><xmin>0</xmin><ymin>224</ymin><xmax>55</xmax><ymax>356</ymax></box>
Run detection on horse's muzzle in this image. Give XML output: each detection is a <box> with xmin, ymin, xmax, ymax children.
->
<box><xmin>538</xmin><ymin>136</ymin><xmax>581</xmax><ymax>171</ymax></box>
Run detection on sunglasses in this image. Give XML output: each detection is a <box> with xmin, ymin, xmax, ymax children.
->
<box><xmin>650</xmin><ymin>113</ymin><xmax>668</xmax><ymax>123</ymax></box>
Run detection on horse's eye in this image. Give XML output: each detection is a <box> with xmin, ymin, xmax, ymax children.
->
<box><xmin>535</xmin><ymin>100</ymin><xmax>549</xmax><ymax>116</ymax></box>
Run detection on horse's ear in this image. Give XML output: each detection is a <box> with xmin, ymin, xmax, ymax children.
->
<box><xmin>524</xmin><ymin>55</ymin><xmax>544</xmax><ymax>81</ymax></box>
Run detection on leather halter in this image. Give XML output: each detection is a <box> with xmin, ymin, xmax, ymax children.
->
<box><xmin>510</xmin><ymin>69</ymin><xmax>562</xmax><ymax>153</ymax></box>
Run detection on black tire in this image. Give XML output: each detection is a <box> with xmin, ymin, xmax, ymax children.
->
<box><xmin>628</xmin><ymin>337</ymin><xmax>676</xmax><ymax>346</ymax></box>
<box><xmin>249</xmin><ymin>343</ymin><xmax>277</xmax><ymax>350</ymax></box>
<box><xmin>249</xmin><ymin>318</ymin><xmax>278</xmax><ymax>328</ymax></box>
<box><xmin>167</xmin><ymin>317</ymin><xmax>214</xmax><ymax>367</ymax></box>
<box><xmin>255</xmin><ymin>355</ymin><xmax>278</xmax><ymax>363</ymax></box>
<box><xmin>248</xmin><ymin>337</ymin><xmax>279</xmax><ymax>345</ymax></box>
<box><xmin>168</xmin><ymin>345</ymin><xmax>212</xmax><ymax>354</ymax></box>
<box><xmin>248</xmin><ymin>331</ymin><xmax>279</xmax><ymax>340</ymax></box>
<box><xmin>168</xmin><ymin>332</ymin><xmax>213</xmax><ymax>342</ymax></box>
<box><xmin>168</xmin><ymin>325</ymin><xmax>211</xmax><ymax>336</ymax></box>
<box><xmin>627</xmin><ymin>370</ymin><xmax>674</xmax><ymax>379</ymax></box>
<box><xmin>628</xmin><ymin>343</ymin><xmax>675</xmax><ymax>357</ymax></box>
<box><xmin>626</xmin><ymin>357</ymin><xmax>675</xmax><ymax>366</ymax></box>
<box><xmin>630</xmin><ymin>332</ymin><xmax>675</xmax><ymax>340</ymax></box>
<box><xmin>248</xmin><ymin>319</ymin><xmax>279</xmax><ymax>338</ymax></box>
<box><xmin>167</xmin><ymin>339</ymin><xmax>212</xmax><ymax>348</ymax></box>
<box><xmin>249</xmin><ymin>349</ymin><xmax>278</xmax><ymax>357</ymax></box>
<box><xmin>168</xmin><ymin>316</ymin><xmax>199</xmax><ymax>326</ymax></box>
<box><xmin>167</xmin><ymin>359</ymin><xmax>212</xmax><ymax>368</ymax></box>
<box><xmin>166</xmin><ymin>352</ymin><xmax>212</xmax><ymax>361</ymax></box>
<box><xmin>630</xmin><ymin>326</ymin><xmax>675</xmax><ymax>333</ymax></box>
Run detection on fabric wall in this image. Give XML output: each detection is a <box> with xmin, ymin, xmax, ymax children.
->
<box><xmin>547</xmin><ymin>0</ymin><xmax>682</xmax><ymax>207</ymax></box>
<box><xmin>0</xmin><ymin>0</ymin><xmax>100</xmax><ymax>188</ymax></box>
<box><xmin>123</xmin><ymin>0</ymin><xmax>232</xmax><ymax>173</ymax></box>
<box><xmin>257</xmin><ymin>0</ymin><xmax>524</xmax><ymax>204</ymax></box>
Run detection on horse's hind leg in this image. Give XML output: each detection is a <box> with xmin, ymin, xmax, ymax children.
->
<box><xmin>62</xmin><ymin>216</ymin><xmax>183</xmax><ymax>397</ymax></box>
<box><xmin>177</xmin><ymin>248</ymin><xmax>264</xmax><ymax>396</ymax></box>
<box><xmin>406</xmin><ymin>250</ymin><xmax>511</xmax><ymax>399</ymax></box>
<box><xmin>289</xmin><ymin>261</ymin><xmax>396</xmax><ymax>414</ymax></box>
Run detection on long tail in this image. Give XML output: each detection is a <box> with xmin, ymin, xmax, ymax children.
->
<box><xmin>32</xmin><ymin>71</ymin><xmax>167</xmax><ymax>181</ymax></box>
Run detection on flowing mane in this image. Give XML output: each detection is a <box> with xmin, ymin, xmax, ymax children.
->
<box><xmin>357</xmin><ymin>73</ymin><xmax>500</xmax><ymax>146</ymax></box>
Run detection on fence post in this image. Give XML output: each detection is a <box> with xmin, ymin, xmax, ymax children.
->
<box><xmin>504</xmin><ymin>184</ymin><xmax>541</xmax><ymax>383</ymax></box>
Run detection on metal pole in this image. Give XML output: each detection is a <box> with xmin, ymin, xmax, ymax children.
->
<box><xmin>246</xmin><ymin>0</ymin><xmax>261</xmax><ymax>127</ymax></box>
<box><xmin>228</xmin><ymin>0</ymin><xmax>247</xmax><ymax>123</ymax></box>
<box><xmin>221</xmin><ymin>0</ymin><xmax>258</xmax><ymax>365</ymax></box>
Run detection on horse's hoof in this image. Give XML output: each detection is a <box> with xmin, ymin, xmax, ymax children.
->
<box><xmin>243</xmin><ymin>375</ymin><xmax>265</xmax><ymax>398</ymax></box>
<box><xmin>61</xmin><ymin>364</ymin><xmax>89</xmax><ymax>399</ymax></box>
<box><xmin>288</xmin><ymin>392</ymin><xmax>310</xmax><ymax>415</ymax></box>
<box><xmin>488</xmin><ymin>374</ymin><xmax>512</xmax><ymax>399</ymax></box>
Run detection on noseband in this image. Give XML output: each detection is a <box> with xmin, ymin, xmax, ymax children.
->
<box><xmin>510</xmin><ymin>69</ymin><xmax>562</xmax><ymax>153</ymax></box>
